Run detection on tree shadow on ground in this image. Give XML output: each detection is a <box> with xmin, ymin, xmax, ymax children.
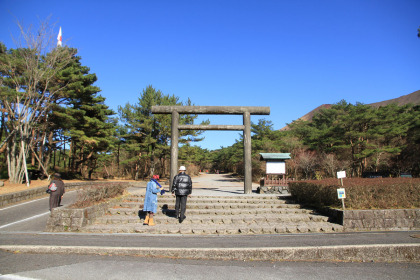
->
<box><xmin>211</xmin><ymin>174</ymin><xmax>243</xmax><ymax>182</ymax></box>
<box><xmin>193</xmin><ymin>187</ymin><xmax>254</xmax><ymax>194</ymax></box>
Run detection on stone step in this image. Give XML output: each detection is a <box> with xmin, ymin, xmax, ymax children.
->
<box><xmin>79</xmin><ymin>194</ymin><xmax>342</xmax><ymax>235</ymax></box>
<box><xmin>118</xmin><ymin>201</ymin><xmax>300</xmax><ymax>209</ymax></box>
<box><xmin>81</xmin><ymin>221</ymin><xmax>343</xmax><ymax>235</ymax></box>
<box><xmin>125</xmin><ymin>196</ymin><xmax>291</xmax><ymax>204</ymax></box>
<box><xmin>108</xmin><ymin>206</ymin><xmax>313</xmax><ymax>216</ymax></box>
<box><xmin>95</xmin><ymin>212</ymin><xmax>330</xmax><ymax>225</ymax></box>
<box><xmin>128</xmin><ymin>194</ymin><xmax>287</xmax><ymax>199</ymax></box>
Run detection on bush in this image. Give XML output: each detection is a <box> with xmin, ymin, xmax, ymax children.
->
<box><xmin>70</xmin><ymin>182</ymin><xmax>127</xmax><ymax>208</ymax></box>
<box><xmin>186</xmin><ymin>164</ymin><xmax>200</xmax><ymax>176</ymax></box>
<box><xmin>289</xmin><ymin>178</ymin><xmax>420</xmax><ymax>210</ymax></box>
<box><xmin>289</xmin><ymin>181</ymin><xmax>340</xmax><ymax>208</ymax></box>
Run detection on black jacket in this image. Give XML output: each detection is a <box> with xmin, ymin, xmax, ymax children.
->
<box><xmin>172</xmin><ymin>172</ymin><xmax>192</xmax><ymax>196</ymax></box>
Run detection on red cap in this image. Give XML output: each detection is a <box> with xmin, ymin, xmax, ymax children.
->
<box><xmin>152</xmin><ymin>175</ymin><xmax>159</xmax><ymax>180</ymax></box>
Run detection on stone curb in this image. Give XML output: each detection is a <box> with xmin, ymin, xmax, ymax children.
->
<box><xmin>1</xmin><ymin>244</ymin><xmax>419</xmax><ymax>262</ymax></box>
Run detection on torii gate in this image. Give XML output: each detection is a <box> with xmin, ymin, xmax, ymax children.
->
<box><xmin>151</xmin><ymin>106</ymin><xmax>270</xmax><ymax>194</ymax></box>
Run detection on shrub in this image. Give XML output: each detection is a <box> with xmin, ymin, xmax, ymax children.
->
<box><xmin>289</xmin><ymin>178</ymin><xmax>420</xmax><ymax>210</ymax></box>
<box><xmin>186</xmin><ymin>164</ymin><xmax>200</xmax><ymax>176</ymax></box>
<box><xmin>69</xmin><ymin>182</ymin><xmax>127</xmax><ymax>208</ymax></box>
<box><xmin>289</xmin><ymin>181</ymin><xmax>340</xmax><ymax>208</ymax></box>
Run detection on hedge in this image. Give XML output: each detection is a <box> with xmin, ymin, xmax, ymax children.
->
<box><xmin>289</xmin><ymin>178</ymin><xmax>420</xmax><ymax>210</ymax></box>
<box><xmin>69</xmin><ymin>182</ymin><xmax>127</xmax><ymax>208</ymax></box>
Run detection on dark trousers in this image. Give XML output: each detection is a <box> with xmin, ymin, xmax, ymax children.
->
<box><xmin>175</xmin><ymin>195</ymin><xmax>188</xmax><ymax>218</ymax></box>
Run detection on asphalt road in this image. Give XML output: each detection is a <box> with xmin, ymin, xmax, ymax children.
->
<box><xmin>1</xmin><ymin>231</ymin><xmax>419</xmax><ymax>248</ymax></box>
<box><xmin>0</xmin><ymin>190</ymin><xmax>78</xmax><ymax>232</ymax></box>
<box><xmin>0</xmin><ymin>250</ymin><xmax>419</xmax><ymax>280</ymax></box>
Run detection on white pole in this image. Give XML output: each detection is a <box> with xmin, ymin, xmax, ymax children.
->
<box><xmin>21</xmin><ymin>140</ymin><xmax>30</xmax><ymax>187</ymax></box>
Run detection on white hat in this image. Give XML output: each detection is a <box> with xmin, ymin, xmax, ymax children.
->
<box><xmin>179</xmin><ymin>166</ymin><xmax>186</xmax><ymax>171</ymax></box>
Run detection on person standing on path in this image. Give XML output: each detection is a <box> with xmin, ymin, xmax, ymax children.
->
<box><xmin>49</xmin><ymin>173</ymin><xmax>65</xmax><ymax>211</ymax></box>
<box><xmin>171</xmin><ymin>166</ymin><xmax>192</xmax><ymax>223</ymax></box>
<box><xmin>143</xmin><ymin>175</ymin><xmax>164</xmax><ymax>226</ymax></box>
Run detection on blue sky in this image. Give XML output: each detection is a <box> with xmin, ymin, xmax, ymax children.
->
<box><xmin>1</xmin><ymin>0</ymin><xmax>419</xmax><ymax>150</ymax></box>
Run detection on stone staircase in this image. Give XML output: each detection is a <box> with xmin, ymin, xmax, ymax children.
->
<box><xmin>80</xmin><ymin>194</ymin><xmax>343</xmax><ymax>234</ymax></box>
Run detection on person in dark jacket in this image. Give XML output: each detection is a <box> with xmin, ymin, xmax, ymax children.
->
<box><xmin>172</xmin><ymin>166</ymin><xmax>192</xmax><ymax>223</ymax></box>
<box><xmin>49</xmin><ymin>173</ymin><xmax>65</xmax><ymax>211</ymax></box>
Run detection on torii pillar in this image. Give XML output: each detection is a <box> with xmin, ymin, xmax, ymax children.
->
<box><xmin>151</xmin><ymin>106</ymin><xmax>270</xmax><ymax>194</ymax></box>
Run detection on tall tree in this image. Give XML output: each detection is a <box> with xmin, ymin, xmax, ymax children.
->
<box><xmin>391</xmin><ymin>105</ymin><xmax>420</xmax><ymax>175</ymax></box>
<box><xmin>61</xmin><ymin>63</ymin><xmax>115</xmax><ymax>178</ymax></box>
<box><xmin>0</xmin><ymin>20</ymin><xmax>76</xmax><ymax>183</ymax></box>
<box><xmin>289</xmin><ymin>101</ymin><xmax>418</xmax><ymax>177</ymax></box>
<box><xmin>118</xmin><ymin>85</ymin><xmax>206</xmax><ymax>179</ymax></box>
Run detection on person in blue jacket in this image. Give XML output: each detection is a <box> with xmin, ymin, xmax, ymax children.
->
<box><xmin>143</xmin><ymin>175</ymin><xmax>164</xmax><ymax>226</ymax></box>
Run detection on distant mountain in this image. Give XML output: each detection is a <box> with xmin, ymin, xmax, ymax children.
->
<box><xmin>281</xmin><ymin>90</ymin><xmax>420</xmax><ymax>131</ymax></box>
<box><xmin>292</xmin><ymin>104</ymin><xmax>332</xmax><ymax>122</ymax></box>
<box><xmin>368</xmin><ymin>90</ymin><xmax>420</xmax><ymax>107</ymax></box>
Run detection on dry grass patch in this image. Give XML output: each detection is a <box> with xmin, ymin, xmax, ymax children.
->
<box><xmin>289</xmin><ymin>178</ymin><xmax>420</xmax><ymax>210</ymax></box>
<box><xmin>69</xmin><ymin>182</ymin><xmax>127</xmax><ymax>208</ymax></box>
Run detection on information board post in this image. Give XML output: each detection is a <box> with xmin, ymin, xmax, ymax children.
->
<box><xmin>337</xmin><ymin>188</ymin><xmax>346</xmax><ymax>210</ymax></box>
<box><xmin>337</xmin><ymin>171</ymin><xmax>346</xmax><ymax>210</ymax></box>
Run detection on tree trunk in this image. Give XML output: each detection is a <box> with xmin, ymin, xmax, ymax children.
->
<box><xmin>117</xmin><ymin>143</ymin><xmax>120</xmax><ymax>175</ymax></box>
<box><xmin>63</xmin><ymin>138</ymin><xmax>66</xmax><ymax>169</ymax></box>
<box><xmin>69</xmin><ymin>140</ymin><xmax>76</xmax><ymax>172</ymax></box>
<box><xmin>78</xmin><ymin>145</ymin><xmax>85</xmax><ymax>175</ymax></box>
<box><xmin>135</xmin><ymin>163</ymin><xmax>139</xmax><ymax>181</ymax></box>
<box><xmin>6</xmin><ymin>127</ymin><xmax>31</xmax><ymax>184</ymax></box>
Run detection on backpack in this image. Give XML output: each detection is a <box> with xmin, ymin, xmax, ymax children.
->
<box><xmin>48</xmin><ymin>182</ymin><xmax>57</xmax><ymax>192</ymax></box>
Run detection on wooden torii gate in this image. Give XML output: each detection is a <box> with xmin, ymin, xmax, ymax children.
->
<box><xmin>151</xmin><ymin>106</ymin><xmax>270</xmax><ymax>194</ymax></box>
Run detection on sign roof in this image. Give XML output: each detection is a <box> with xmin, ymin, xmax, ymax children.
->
<box><xmin>259</xmin><ymin>153</ymin><xmax>291</xmax><ymax>161</ymax></box>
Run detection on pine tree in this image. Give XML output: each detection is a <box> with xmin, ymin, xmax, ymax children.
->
<box><xmin>32</xmin><ymin>48</ymin><xmax>116</xmax><ymax>178</ymax></box>
<box><xmin>0</xmin><ymin>20</ymin><xmax>76</xmax><ymax>183</ymax></box>
<box><xmin>61</xmin><ymin>57</ymin><xmax>115</xmax><ymax>178</ymax></box>
<box><xmin>118</xmin><ymin>85</ymin><xmax>205</xmax><ymax>179</ymax></box>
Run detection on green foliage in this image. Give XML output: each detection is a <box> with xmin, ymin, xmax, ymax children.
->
<box><xmin>1</xmin><ymin>36</ymin><xmax>115</xmax><ymax>181</ymax></box>
<box><xmin>0</xmin><ymin>32</ymin><xmax>78</xmax><ymax>183</ymax></box>
<box><xmin>289</xmin><ymin>101</ymin><xmax>419</xmax><ymax>177</ymax></box>
<box><xmin>210</xmin><ymin>101</ymin><xmax>419</xmax><ymax>181</ymax></box>
<box><xmin>212</xmin><ymin>118</ymin><xmax>304</xmax><ymax>179</ymax></box>
<box><xmin>212</xmin><ymin>139</ymin><xmax>244</xmax><ymax>174</ymax></box>
<box><xmin>49</xmin><ymin>51</ymin><xmax>116</xmax><ymax>178</ymax></box>
<box><xmin>179</xmin><ymin>144</ymin><xmax>213</xmax><ymax>171</ymax></box>
<box><xmin>117</xmin><ymin>85</ymin><xmax>205</xmax><ymax>179</ymax></box>
<box><xmin>392</xmin><ymin>105</ymin><xmax>420</xmax><ymax>176</ymax></box>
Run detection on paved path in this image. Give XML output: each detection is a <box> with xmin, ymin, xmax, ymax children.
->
<box><xmin>130</xmin><ymin>173</ymin><xmax>261</xmax><ymax>196</ymax></box>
